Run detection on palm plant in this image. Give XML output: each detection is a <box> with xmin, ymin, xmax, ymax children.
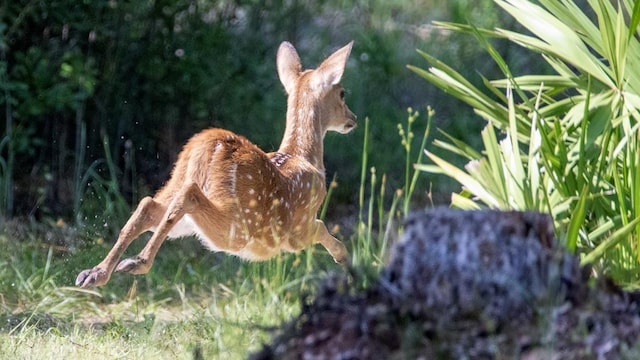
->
<box><xmin>410</xmin><ymin>0</ymin><xmax>640</xmax><ymax>285</ymax></box>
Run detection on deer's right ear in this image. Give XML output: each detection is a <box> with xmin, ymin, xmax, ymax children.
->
<box><xmin>310</xmin><ymin>41</ymin><xmax>353</xmax><ymax>93</ymax></box>
<box><xmin>277</xmin><ymin>42</ymin><xmax>302</xmax><ymax>95</ymax></box>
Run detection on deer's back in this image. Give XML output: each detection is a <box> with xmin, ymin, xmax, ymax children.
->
<box><xmin>154</xmin><ymin>128</ymin><xmax>326</xmax><ymax>258</ymax></box>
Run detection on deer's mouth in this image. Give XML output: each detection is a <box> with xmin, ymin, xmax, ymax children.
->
<box><xmin>341</xmin><ymin>119</ymin><xmax>357</xmax><ymax>133</ymax></box>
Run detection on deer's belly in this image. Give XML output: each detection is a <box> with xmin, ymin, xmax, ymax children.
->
<box><xmin>166</xmin><ymin>215</ymin><xmax>200</xmax><ymax>239</ymax></box>
<box><xmin>166</xmin><ymin>215</ymin><xmax>284</xmax><ymax>260</ymax></box>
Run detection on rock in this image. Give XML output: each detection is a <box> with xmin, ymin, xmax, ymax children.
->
<box><xmin>381</xmin><ymin>209</ymin><xmax>576</xmax><ymax>327</ymax></box>
<box><xmin>252</xmin><ymin>208</ymin><xmax>640</xmax><ymax>359</ymax></box>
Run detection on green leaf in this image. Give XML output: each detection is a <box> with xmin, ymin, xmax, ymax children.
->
<box><xmin>481</xmin><ymin>124</ymin><xmax>507</xmax><ymax>202</ymax></box>
<box><xmin>425</xmin><ymin>151</ymin><xmax>502</xmax><ymax>209</ymax></box>
<box><xmin>414</xmin><ymin>164</ymin><xmax>445</xmax><ymax>174</ymax></box>
<box><xmin>566</xmin><ymin>186</ymin><xmax>589</xmax><ymax>253</ymax></box>
<box><xmin>491</xmin><ymin>75</ymin><xmax>576</xmax><ymax>91</ymax></box>
<box><xmin>451</xmin><ymin>193</ymin><xmax>481</xmax><ymax>210</ymax></box>
<box><xmin>436</xmin><ymin>130</ymin><xmax>483</xmax><ymax>159</ymax></box>
<box><xmin>581</xmin><ymin>215</ymin><xmax>640</xmax><ymax>265</ymax></box>
<box><xmin>496</xmin><ymin>0</ymin><xmax>614</xmax><ymax>87</ymax></box>
<box><xmin>628</xmin><ymin>0</ymin><xmax>640</xmax><ymax>41</ymax></box>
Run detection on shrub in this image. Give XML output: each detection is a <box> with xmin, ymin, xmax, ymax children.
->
<box><xmin>411</xmin><ymin>0</ymin><xmax>640</xmax><ymax>285</ymax></box>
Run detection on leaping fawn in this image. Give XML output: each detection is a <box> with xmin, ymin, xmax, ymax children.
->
<box><xmin>75</xmin><ymin>41</ymin><xmax>356</xmax><ymax>288</ymax></box>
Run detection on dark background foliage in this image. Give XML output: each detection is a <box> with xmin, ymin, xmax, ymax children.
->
<box><xmin>0</xmin><ymin>0</ymin><xmax>545</xmax><ymax>231</ymax></box>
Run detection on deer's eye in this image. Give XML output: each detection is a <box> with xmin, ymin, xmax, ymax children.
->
<box><xmin>339</xmin><ymin>89</ymin><xmax>346</xmax><ymax>99</ymax></box>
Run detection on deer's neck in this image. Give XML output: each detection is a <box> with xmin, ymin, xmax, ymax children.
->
<box><xmin>278</xmin><ymin>98</ymin><xmax>325</xmax><ymax>170</ymax></box>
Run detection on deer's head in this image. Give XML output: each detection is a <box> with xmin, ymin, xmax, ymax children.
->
<box><xmin>277</xmin><ymin>41</ymin><xmax>357</xmax><ymax>135</ymax></box>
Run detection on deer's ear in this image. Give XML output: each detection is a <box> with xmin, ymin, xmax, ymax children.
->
<box><xmin>277</xmin><ymin>42</ymin><xmax>302</xmax><ymax>95</ymax></box>
<box><xmin>311</xmin><ymin>41</ymin><xmax>353</xmax><ymax>92</ymax></box>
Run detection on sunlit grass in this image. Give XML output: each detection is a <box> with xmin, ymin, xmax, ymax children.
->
<box><xmin>0</xmin><ymin>230</ymin><xmax>315</xmax><ymax>359</ymax></box>
<box><xmin>0</xmin><ymin>288</ymin><xmax>298</xmax><ymax>359</ymax></box>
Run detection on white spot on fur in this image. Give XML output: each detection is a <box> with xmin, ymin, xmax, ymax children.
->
<box><xmin>230</xmin><ymin>163</ymin><xmax>238</xmax><ymax>196</ymax></box>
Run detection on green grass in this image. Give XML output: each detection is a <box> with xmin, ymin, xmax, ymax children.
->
<box><xmin>0</xmin><ymin>296</ymin><xmax>287</xmax><ymax>359</ymax></box>
<box><xmin>0</xmin><ymin>111</ymin><xmax>427</xmax><ymax>359</ymax></box>
<box><xmin>0</xmin><ymin>226</ymin><xmax>335</xmax><ymax>359</ymax></box>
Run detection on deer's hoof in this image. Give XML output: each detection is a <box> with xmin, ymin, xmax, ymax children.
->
<box><xmin>115</xmin><ymin>257</ymin><xmax>150</xmax><ymax>274</ymax></box>
<box><xmin>334</xmin><ymin>253</ymin><xmax>350</xmax><ymax>268</ymax></box>
<box><xmin>75</xmin><ymin>267</ymin><xmax>109</xmax><ymax>288</ymax></box>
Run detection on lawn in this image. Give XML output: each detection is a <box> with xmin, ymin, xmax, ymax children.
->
<box><xmin>0</xmin><ymin>226</ymin><xmax>339</xmax><ymax>359</ymax></box>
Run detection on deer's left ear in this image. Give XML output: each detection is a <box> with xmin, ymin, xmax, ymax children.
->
<box><xmin>311</xmin><ymin>41</ymin><xmax>353</xmax><ymax>92</ymax></box>
<box><xmin>277</xmin><ymin>41</ymin><xmax>303</xmax><ymax>95</ymax></box>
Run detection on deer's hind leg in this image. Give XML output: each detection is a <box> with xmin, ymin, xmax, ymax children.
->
<box><xmin>75</xmin><ymin>196</ymin><xmax>166</xmax><ymax>288</ymax></box>
<box><xmin>115</xmin><ymin>182</ymin><xmax>235</xmax><ymax>275</ymax></box>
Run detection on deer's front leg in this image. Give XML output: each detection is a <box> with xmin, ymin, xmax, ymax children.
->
<box><xmin>75</xmin><ymin>196</ymin><xmax>165</xmax><ymax>288</ymax></box>
<box><xmin>314</xmin><ymin>219</ymin><xmax>349</xmax><ymax>266</ymax></box>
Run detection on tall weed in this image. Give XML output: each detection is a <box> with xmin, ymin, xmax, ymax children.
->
<box><xmin>350</xmin><ymin>110</ymin><xmax>432</xmax><ymax>286</ymax></box>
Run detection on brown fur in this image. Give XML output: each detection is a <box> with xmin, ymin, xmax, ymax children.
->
<box><xmin>76</xmin><ymin>41</ymin><xmax>356</xmax><ymax>287</ymax></box>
